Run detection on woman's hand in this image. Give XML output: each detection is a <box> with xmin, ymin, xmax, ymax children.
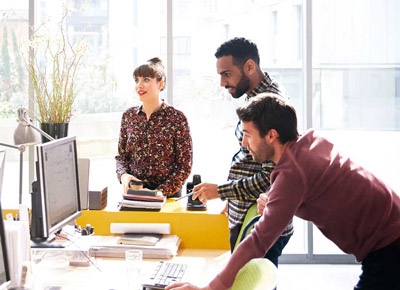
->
<box><xmin>165</xmin><ymin>282</ymin><xmax>211</xmax><ymax>290</ymax></box>
<box><xmin>120</xmin><ymin>174</ymin><xmax>141</xmax><ymax>194</ymax></box>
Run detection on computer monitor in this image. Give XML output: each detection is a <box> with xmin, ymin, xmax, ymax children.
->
<box><xmin>30</xmin><ymin>136</ymin><xmax>81</xmax><ymax>247</ymax></box>
<box><xmin>0</xmin><ymin>152</ymin><xmax>11</xmax><ymax>290</ymax></box>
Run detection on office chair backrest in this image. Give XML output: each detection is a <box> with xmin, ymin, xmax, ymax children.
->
<box><xmin>231</xmin><ymin>258</ymin><xmax>278</xmax><ymax>290</ymax></box>
<box><xmin>234</xmin><ymin>203</ymin><xmax>260</xmax><ymax>251</ymax></box>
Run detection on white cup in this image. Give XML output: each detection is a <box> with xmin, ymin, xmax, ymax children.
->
<box><xmin>125</xmin><ymin>249</ymin><xmax>143</xmax><ymax>290</ymax></box>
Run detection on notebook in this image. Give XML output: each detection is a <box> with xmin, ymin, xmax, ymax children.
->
<box><xmin>123</xmin><ymin>193</ymin><xmax>165</xmax><ymax>202</ymax></box>
<box><xmin>117</xmin><ymin>233</ymin><xmax>162</xmax><ymax>246</ymax></box>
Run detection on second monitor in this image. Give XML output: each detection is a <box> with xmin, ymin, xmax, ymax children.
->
<box><xmin>31</xmin><ymin>136</ymin><xmax>82</xmax><ymax>247</ymax></box>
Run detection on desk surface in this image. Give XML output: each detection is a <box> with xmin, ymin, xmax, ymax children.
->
<box><xmin>32</xmin><ymin>247</ymin><xmax>230</xmax><ymax>290</ymax></box>
<box><xmin>75</xmin><ymin>184</ymin><xmax>230</xmax><ymax>250</ymax></box>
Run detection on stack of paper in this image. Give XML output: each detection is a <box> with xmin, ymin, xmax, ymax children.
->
<box><xmin>89</xmin><ymin>235</ymin><xmax>181</xmax><ymax>259</ymax></box>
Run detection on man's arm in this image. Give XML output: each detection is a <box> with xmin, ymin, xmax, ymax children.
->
<box><xmin>193</xmin><ymin>161</ymin><xmax>275</xmax><ymax>202</ymax></box>
<box><xmin>209</xmin><ymin>170</ymin><xmax>305</xmax><ymax>289</ymax></box>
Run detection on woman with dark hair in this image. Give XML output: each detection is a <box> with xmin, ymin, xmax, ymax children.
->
<box><xmin>116</xmin><ymin>57</ymin><xmax>192</xmax><ymax>197</ymax></box>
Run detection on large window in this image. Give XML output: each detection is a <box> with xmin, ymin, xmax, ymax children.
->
<box><xmin>313</xmin><ymin>0</ymin><xmax>400</xmax><ymax>130</ymax></box>
<box><xmin>312</xmin><ymin>0</ymin><xmax>400</xmax><ymax>257</ymax></box>
<box><xmin>0</xmin><ymin>0</ymin><xmax>29</xmax><ymax>207</ymax></box>
<box><xmin>0</xmin><ymin>2</ymin><xmax>28</xmax><ymax>116</ymax></box>
<box><xmin>0</xmin><ymin>0</ymin><xmax>399</xmax><ymax>263</ymax></box>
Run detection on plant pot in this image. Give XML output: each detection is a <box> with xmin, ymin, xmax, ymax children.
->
<box><xmin>40</xmin><ymin>123</ymin><xmax>69</xmax><ymax>143</ymax></box>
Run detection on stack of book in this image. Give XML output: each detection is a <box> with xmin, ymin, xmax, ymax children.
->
<box><xmin>119</xmin><ymin>189</ymin><xmax>166</xmax><ymax>211</ymax></box>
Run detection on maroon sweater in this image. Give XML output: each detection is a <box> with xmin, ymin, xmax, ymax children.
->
<box><xmin>210</xmin><ymin>130</ymin><xmax>400</xmax><ymax>290</ymax></box>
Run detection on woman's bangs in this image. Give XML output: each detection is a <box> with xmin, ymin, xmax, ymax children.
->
<box><xmin>133</xmin><ymin>64</ymin><xmax>156</xmax><ymax>79</ymax></box>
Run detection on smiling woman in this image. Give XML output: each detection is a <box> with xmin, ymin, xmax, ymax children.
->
<box><xmin>115</xmin><ymin>58</ymin><xmax>193</xmax><ymax>198</ymax></box>
<box><xmin>134</xmin><ymin>58</ymin><xmax>166</xmax><ymax>107</ymax></box>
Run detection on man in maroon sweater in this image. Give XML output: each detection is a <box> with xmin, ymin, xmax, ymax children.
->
<box><xmin>167</xmin><ymin>93</ymin><xmax>400</xmax><ymax>290</ymax></box>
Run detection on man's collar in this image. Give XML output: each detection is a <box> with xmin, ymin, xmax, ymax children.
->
<box><xmin>246</xmin><ymin>72</ymin><xmax>272</xmax><ymax>99</ymax></box>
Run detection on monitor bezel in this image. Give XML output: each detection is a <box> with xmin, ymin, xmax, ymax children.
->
<box><xmin>35</xmin><ymin>136</ymin><xmax>82</xmax><ymax>239</ymax></box>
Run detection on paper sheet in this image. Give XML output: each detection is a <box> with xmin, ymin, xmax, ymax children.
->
<box><xmin>110</xmin><ymin>223</ymin><xmax>171</xmax><ymax>234</ymax></box>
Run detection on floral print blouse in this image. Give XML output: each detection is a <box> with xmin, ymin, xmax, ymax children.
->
<box><xmin>116</xmin><ymin>102</ymin><xmax>193</xmax><ymax>196</ymax></box>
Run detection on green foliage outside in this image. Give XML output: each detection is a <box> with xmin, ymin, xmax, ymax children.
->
<box><xmin>0</xmin><ymin>25</ymin><xmax>27</xmax><ymax>119</ymax></box>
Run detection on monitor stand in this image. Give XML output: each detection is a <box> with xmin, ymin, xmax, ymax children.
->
<box><xmin>30</xmin><ymin>236</ymin><xmax>64</xmax><ymax>248</ymax></box>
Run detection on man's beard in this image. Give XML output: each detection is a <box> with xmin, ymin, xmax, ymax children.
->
<box><xmin>227</xmin><ymin>73</ymin><xmax>250</xmax><ymax>99</ymax></box>
<box><xmin>251</xmin><ymin>142</ymin><xmax>275</xmax><ymax>163</ymax></box>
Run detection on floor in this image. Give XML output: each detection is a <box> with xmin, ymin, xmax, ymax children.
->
<box><xmin>277</xmin><ymin>264</ymin><xmax>361</xmax><ymax>290</ymax></box>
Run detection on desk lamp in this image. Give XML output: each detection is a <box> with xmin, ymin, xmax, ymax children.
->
<box><xmin>14</xmin><ymin>108</ymin><xmax>55</xmax><ymax>144</ymax></box>
<box><xmin>0</xmin><ymin>108</ymin><xmax>54</xmax><ymax>206</ymax></box>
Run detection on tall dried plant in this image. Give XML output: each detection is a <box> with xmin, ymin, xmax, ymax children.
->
<box><xmin>21</xmin><ymin>2</ymin><xmax>89</xmax><ymax>123</ymax></box>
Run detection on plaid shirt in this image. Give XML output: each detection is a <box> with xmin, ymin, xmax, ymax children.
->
<box><xmin>218</xmin><ymin>72</ymin><xmax>294</xmax><ymax>237</ymax></box>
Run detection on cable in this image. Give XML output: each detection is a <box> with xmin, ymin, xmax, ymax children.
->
<box><xmin>55</xmin><ymin>232</ymin><xmax>102</xmax><ymax>272</ymax></box>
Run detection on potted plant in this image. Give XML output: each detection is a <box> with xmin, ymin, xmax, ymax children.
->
<box><xmin>21</xmin><ymin>4</ymin><xmax>89</xmax><ymax>142</ymax></box>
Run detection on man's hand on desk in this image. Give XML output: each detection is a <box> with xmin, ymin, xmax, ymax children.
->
<box><xmin>165</xmin><ymin>282</ymin><xmax>211</xmax><ymax>290</ymax></box>
<box><xmin>193</xmin><ymin>183</ymin><xmax>219</xmax><ymax>204</ymax></box>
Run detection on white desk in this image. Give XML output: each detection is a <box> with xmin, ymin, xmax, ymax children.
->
<box><xmin>31</xmin><ymin>246</ymin><xmax>229</xmax><ymax>290</ymax></box>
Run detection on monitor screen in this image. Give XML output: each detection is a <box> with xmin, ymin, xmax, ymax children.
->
<box><xmin>31</xmin><ymin>136</ymin><xmax>81</xmax><ymax>246</ymax></box>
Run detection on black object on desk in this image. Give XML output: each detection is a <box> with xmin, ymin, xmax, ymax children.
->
<box><xmin>186</xmin><ymin>175</ymin><xmax>207</xmax><ymax>211</ymax></box>
<box><xmin>129</xmin><ymin>180</ymin><xmax>143</xmax><ymax>190</ymax></box>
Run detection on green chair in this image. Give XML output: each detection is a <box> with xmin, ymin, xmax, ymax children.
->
<box><xmin>231</xmin><ymin>204</ymin><xmax>278</xmax><ymax>289</ymax></box>
<box><xmin>234</xmin><ymin>203</ymin><xmax>261</xmax><ymax>251</ymax></box>
<box><xmin>231</xmin><ymin>258</ymin><xmax>278</xmax><ymax>290</ymax></box>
